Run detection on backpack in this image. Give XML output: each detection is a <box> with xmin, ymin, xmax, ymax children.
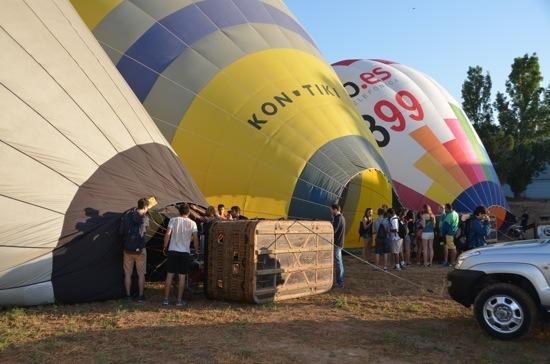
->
<box><xmin>120</xmin><ymin>210</ymin><xmax>147</xmax><ymax>252</ymax></box>
<box><xmin>398</xmin><ymin>219</ymin><xmax>408</xmax><ymax>239</ymax></box>
<box><xmin>376</xmin><ymin>219</ymin><xmax>387</xmax><ymax>241</ymax></box>
<box><xmin>391</xmin><ymin>217</ymin><xmax>407</xmax><ymax>239</ymax></box>
<box><xmin>456</xmin><ymin>217</ymin><xmax>473</xmax><ymax>250</ymax></box>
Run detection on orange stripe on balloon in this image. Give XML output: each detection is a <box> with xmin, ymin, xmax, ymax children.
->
<box><xmin>410</xmin><ymin>126</ymin><xmax>471</xmax><ymax>189</ymax></box>
<box><xmin>488</xmin><ymin>205</ymin><xmax>507</xmax><ymax>231</ymax></box>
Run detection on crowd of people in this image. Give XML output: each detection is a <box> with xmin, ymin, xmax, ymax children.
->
<box><xmin>356</xmin><ymin>203</ymin><xmax>492</xmax><ymax>272</ymax></box>
<box><xmin>119</xmin><ymin>197</ymin><xmax>492</xmax><ymax>303</ymax></box>
<box><xmin>119</xmin><ymin>199</ymin><xmax>251</xmax><ymax>306</ymax></box>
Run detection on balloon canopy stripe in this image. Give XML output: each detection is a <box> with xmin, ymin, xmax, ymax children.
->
<box><xmin>288</xmin><ymin>135</ymin><xmax>390</xmax><ymax>219</ymax></box>
<box><xmin>108</xmin><ymin>0</ymin><xmax>317</xmax><ymax>101</ymax></box>
<box><xmin>450</xmin><ymin>103</ymin><xmax>498</xmax><ymax>182</ymax></box>
<box><xmin>444</xmin><ymin>117</ymin><xmax>487</xmax><ymax>184</ymax></box>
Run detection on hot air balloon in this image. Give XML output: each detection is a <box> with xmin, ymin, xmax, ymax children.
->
<box><xmin>71</xmin><ymin>0</ymin><xmax>393</xmax><ymax>246</ymax></box>
<box><xmin>0</xmin><ymin>0</ymin><xmax>206</xmax><ymax>306</ymax></box>
<box><xmin>333</xmin><ymin>59</ymin><xmax>513</xmax><ymax>228</ymax></box>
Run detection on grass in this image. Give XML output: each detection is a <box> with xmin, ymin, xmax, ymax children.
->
<box><xmin>1</xmin><ymin>257</ymin><xmax>549</xmax><ymax>363</ymax></box>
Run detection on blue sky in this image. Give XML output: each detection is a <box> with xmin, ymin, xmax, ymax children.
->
<box><xmin>285</xmin><ymin>0</ymin><xmax>550</xmax><ymax>102</ymax></box>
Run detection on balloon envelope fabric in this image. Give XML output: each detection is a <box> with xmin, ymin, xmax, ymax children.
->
<box><xmin>333</xmin><ymin>59</ymin><xmax>513</xmax><ymax>227</ymax></box>
<box><xmin>70</xmin><ymin>0</ymin><xmax>393</xmax><ymax>232</ymax></box>
<box><xmin>0</xmin><ymin>0</ymin><xmax>206</xmax><ymax>306</ymax></box>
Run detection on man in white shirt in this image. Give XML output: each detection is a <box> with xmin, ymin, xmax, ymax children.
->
<box><xmin>162</xmin><ymin>203</ymin><xmax>199</xmax><ymax>306</ymax></box>
<box><xmin>388</xmin><ymin>208</ymin><xmax>403</xmax><ymax>271</ymax></box>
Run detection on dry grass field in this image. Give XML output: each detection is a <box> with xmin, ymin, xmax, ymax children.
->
<box><xmin>2</xmin><ymin>255</ymin><xmax>549</xmax><ymax>364</ymax></box>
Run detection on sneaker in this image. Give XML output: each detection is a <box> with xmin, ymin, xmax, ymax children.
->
<box><xmin>137</xmin><ymin>295</ymin><xmax>146</xmax><ymax>303</ymax></box>
<box><xmin>383</xmin><ymin>266</ymin><xmax>388</xmax><ymax>272</ymax></box>
<box><xmin>125</xmin><ymin>295</ymin><xmax>132</xmax><ymax>303</ymax></box>
<box><xmin>175</xmin><ymin>301</ymin><xmax>187</xmax><ymax>307</ymax></box>
<box><xmin>400</xmin><ymin>261</ymin><xmax>406</xmax><ymax>267</ymax></box>
<box><xmin>442</xmin><ymin>262</ymin><xmax>449</xmax><ymax>267</ymax></box>
<box><xmin>162</xmin><ymin>299</ymin><xmax>169</xmax><ymax>306</ymax></box>
<box><xmin>395</xmin><ymin>264</ymin><xmax>401</xmax><ymax>271</ymax></box>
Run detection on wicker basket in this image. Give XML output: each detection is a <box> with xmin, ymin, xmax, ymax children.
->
<box><xmin>207</xmin><ymin>220</ymin><xmax>334</xmax><ymax>303</ymax></box>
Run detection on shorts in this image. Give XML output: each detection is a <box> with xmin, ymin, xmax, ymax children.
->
<box><xmin>445</xmin><ymin>235</ymin><xmax>456</xmax><ymax>250</ymax></box>
<box><xmin>390</xmin><ymin>239</ymin><xmax>403</xmax><ymax>254</ymax></box>
<box><xmin>360</xmin><ymin>236</ymin><xmax>374</xmax><ymax>249</ymax></box>
<box><xmin>375</xmin><ymin>238</ymin><xmax>391</xmax><ymax>254</ymax></box>
<box><xmin>421</xmin><ymin>232</ymin><xmax>435</xmax><ymax>240</ymax></box>
<box><xmin>166</xmin><ymin>251</ymin><xmax>191</xmax><ymax>275</ymax></box>
<box><xmin>123</xmin><ymin>249</ymin><xmax>146</xmax><ymax>276</ymax></box>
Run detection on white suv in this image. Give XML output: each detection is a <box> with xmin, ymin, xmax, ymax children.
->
<box><xmin>447</xmin><ymin>239</ymin><xmax>550</xmax><ymax>340</ymax></box>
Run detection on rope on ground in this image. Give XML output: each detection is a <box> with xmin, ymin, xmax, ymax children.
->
<box><xmin>293</xmin><ymin>220</ymin><xmax>439</xmax><ymax>296</ymax></box>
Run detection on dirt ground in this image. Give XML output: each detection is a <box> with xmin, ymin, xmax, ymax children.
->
<box><xmin>2</xmin><ymin>256</ymin><xmax>549</xmax><ymax>364</ymax></box>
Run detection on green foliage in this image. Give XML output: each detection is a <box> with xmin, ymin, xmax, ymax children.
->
<box><xmin>461</xmin><ymin>53</ymin><xmax>550</xmax><ymax>197</ymax></box>
<box><xmin>462</xmin><ymin>66</ymin><xmax>493</xmax><ymax>125</ymax></box>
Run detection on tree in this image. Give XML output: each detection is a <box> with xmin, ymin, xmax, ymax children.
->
<box><xmin>461</xmin><ymin>66</ymin><xmax>511</xmax><ymax>177</ymax></box>
<box><xmin>462</xmin><ymin>66</ymin><xmax>493</xmax><ymax>126</ymax></box>
<box><xmin>494</xmin><ymin>53</ymin><xmax>550</xmax><ymax>197</ymax></box>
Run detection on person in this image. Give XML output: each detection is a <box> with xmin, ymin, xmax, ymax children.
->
<box><xmin>359</xmin><ymin>208</ymin><xmax>374</xmax><ymax>261</ymax></box>
<box><xmin>404</xmin><ymin>209</ymin><xmax>415</xmax><ymax>265</ymax></box>
<box><xmin>200</xmin><ymin>206</ymin><xmax>219</xmax><ymax>254</ymax></box>
<box><xmin>435</xmin><ymin>204</ymin><xmax>446</xmax><ymax>263</ymax></box>
<box><xmin>420</xmin><ymin>204</ymin><xmax>436</xmax><ymax>267</ymax></box>
<box><xmin>388</xmin><ymin>208</ymin><xmax>403</xmax><ymax>271</ymax></box>
<box><xmin>373</xmin><ymin>208</ymin><xmax>390</xmax><ymax>271</ymax></box>
<box><xmin>163</xmin><ymin>203</ymin><xmax>199</xmax><ymax>307</ymax></box>
<box><xmin>441</xmin><ymin>203</ymin><xmax>459</xmax><ymax>266</ymax></box>
<box><xmin>331</xmin><ymin>204</ymin><xmax>346</xmax><ymax>288</ymax></box>
<box><xmin>415</xmin><ymin>211</ymin><xmax>424</xmax><ymax>265</ymax></box>
<box><xmin>520</xmin><ymin>208</ymin><xmax>529</xmax><ymax>238</ymax></box>
<box><xmin>217</xmin><ymin>204</ymin><xmax>230</xmax><ymax>220</ymax></box>
<box><xmin>120</xmin><ymin>198</ymin><xmax>150</xmax><ymax>302</ymax></box>
<box><xmin>467</xmin><ymin>205</ymin><xmax>491</xmax><ymax>249</ymax></box>
<box><xmin>230</xmin><ymin>206</ymin><xmax>248</xmax><ymax>220</ymax></box>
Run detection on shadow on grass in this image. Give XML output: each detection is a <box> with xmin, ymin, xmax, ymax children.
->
<box><xmin>1</xmin><ymin>315</ymin><xmax>549</xmax><ymax>364</ymax></box>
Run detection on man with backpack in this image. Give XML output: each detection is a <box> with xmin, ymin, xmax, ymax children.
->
<box><xmin>373</xmin><ymin>208</ymin><xmax>390</xmax><ymax>271</ymax></box>
<box><xmin>388</xmin><ymin>208</ymin><xmax>404</xmax><ymax>271</ymax></box>
<box><xmin>120</xmin><ymin>197</ymin><xmax>150</xmax><ymax>302</ymax></box>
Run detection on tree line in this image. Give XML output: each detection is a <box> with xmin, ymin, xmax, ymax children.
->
<box><xmin>461</xmin><ymin>53</ymin><xmax>550</xmax><ymax>198</ymax></box>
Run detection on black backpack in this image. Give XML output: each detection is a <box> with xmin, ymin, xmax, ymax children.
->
<box><xmin>120</xmin><ymin>210</ymin><xmax>146</xmax><ymax>252</ymax></box>
<box><xmin>391</xmin><ymin>217</ymin><xmax>407</xmax><ymax>239</ymax></box>
<box><xmin>456</xmin><ymin>217</ymin><xmax>473</xmax><ymax>250</ymax></box>
<box><xmin>398</xmin><ymin>219</ymin><xmax>408</xmax><ymax>239</ymax></box>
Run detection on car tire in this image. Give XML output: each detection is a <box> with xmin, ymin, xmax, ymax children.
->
<box><xmin>473</xmin><ymin>283</ymin><xmax>537</xmax><ymax>340</ymax></box>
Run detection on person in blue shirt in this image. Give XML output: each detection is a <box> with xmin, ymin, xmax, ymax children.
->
<box><xmin>441</xmin><ymin>203</ymin><xmax>459</xmax><ymax>266</ymax></box>
<box><xmin>420</xmin><ymin>204</ymin><xmax>436</xmax><ymax>267</ymax></box>
<box><xmin>467</xmin><ymin>206</ymin><xmax>491</xmax><ymax>249</ymax></box>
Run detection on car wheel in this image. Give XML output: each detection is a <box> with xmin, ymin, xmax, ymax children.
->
<box><xmin>473</xmin><ymin>283</ymin><xmax>537</xmax><ymax>340</ymax></box>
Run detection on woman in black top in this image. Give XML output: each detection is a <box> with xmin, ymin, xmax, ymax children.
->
<box><xmin>359</xmin><ymin>208</ymin><xmax>374</xmax><ymax>261</ymax></box>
